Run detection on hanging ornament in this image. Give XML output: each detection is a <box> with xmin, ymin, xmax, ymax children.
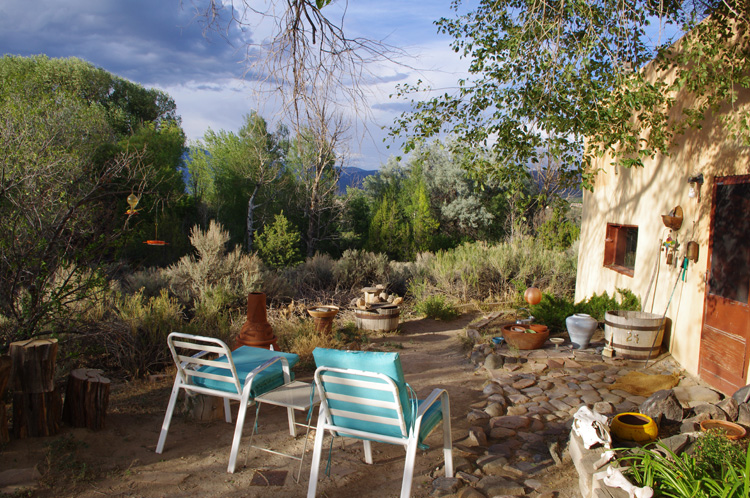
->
<box><xmin>144</xmin><ymin>221</ymin><xmax>168</xmax><ymax>246</ymax></box>
<box><xmin>126</xmin><ymin>193</ymin><xmax>140</xmax><ymax>215</ymax></box>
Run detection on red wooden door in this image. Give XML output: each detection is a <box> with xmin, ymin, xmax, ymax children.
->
<box><xmin>699</xmin><ymin>175</ymin><xmax>750</xmax><ymax>394</ymax></box>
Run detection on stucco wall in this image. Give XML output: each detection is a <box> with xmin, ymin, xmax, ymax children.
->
<box><xmin>576</xmin><ymin>96</ymin><xmax>750</xmax><ymax>379</ymax></box>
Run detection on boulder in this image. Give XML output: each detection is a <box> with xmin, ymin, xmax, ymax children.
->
<box><xmin>692</xmin><ymin>403</ymin><xmax>727</xmax><ymax>421</ymax></box>
<box><xmin>640</xmin><ymin>389</ymin><xmax>684</xmax><ymax>424</ymax></box>
<box><xmin>717</xmin><ymin>397</ymin><xmax>739</xmax><ymax>421</ymax></box>
<box><xmin>732</xmin><ymin>385</ymin><xmax>750</xmax><ymax>404</ymax></box>
<box><xmin>738</xmin><ymin>403</ymin><xmax>750</xmax><ymax>426</ymax></box>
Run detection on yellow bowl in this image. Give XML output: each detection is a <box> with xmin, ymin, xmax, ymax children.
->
<box><xmin>610</xmin><ymin>413</ymin><xmax>658</xmax><ymax>443</ymax></box>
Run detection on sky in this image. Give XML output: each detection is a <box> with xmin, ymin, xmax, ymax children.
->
<box><xmin>0</xmin><ymin>0</ymin><xmax>472</xmax><ymax>171</ymax></box>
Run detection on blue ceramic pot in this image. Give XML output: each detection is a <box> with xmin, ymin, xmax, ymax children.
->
<box><xmin>566</xmin><ymin>313</ymin><xmax>598</xmax><ymax>349</ymax></box>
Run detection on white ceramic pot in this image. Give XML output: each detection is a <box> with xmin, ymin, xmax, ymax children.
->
<box><xmin>566</xmin><ymin>313</ymin><xmax>598</xmax><ymax>349</ymax></box>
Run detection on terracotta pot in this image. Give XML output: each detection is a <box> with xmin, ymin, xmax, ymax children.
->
<box><xmin>566</xmin><ymin>313</ymin><xmax>598</xmax><ymax>349</ymax></box>
<box><xmin>501</xmin><ymin>324</ymin><xmax>549</xmax><ymax>350</ymax></box>
<box><xmin>235</xmin><ymin>292</ymin><xmax>277</xmax><ymax>350</ymax></box>
<box><xmin>700</xmin><ymin>419</ymin><xmax>747</xmax><ymax>440</ymax></box>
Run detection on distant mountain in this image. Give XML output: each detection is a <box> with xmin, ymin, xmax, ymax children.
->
<box><xmin>338</xmin><ymin>166</ymin><xmax>377</xmax><ymax>192</ymax></box>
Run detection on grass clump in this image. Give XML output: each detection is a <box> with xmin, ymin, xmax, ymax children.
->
<box><xmin>530</xmin><ymin>288</ymin><xmax>641</xmax><ymax>333</ymax></box>
<box><xmin>414</xmin><ymin>294</ymin><xmax>460</xmax><ymax>321</ymax></box>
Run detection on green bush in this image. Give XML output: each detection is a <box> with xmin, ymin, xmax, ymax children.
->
<box><xmin>414</xmin><ymin>294</ymin><xmax>460</xmax><ymax>320</ymax></box>
<box><xmin>530</xmin><ymin>288</ymin><xmax>641</xmax><ymax>332</ymax></box>
<box><xmin>256</xmin><ymin>212</ymin><xmax>303</xmax><ymax>269</ymax></box>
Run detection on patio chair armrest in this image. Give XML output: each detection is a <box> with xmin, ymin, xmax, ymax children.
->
<box><xmin>242</xmin><ymin>355</ymin><xmax>292</xmax><ymax>394</ymax></box>
<box><xmin>416</xmin><ymin>388</ymin><xmax>448</xmax><ymax>420</ymax></box>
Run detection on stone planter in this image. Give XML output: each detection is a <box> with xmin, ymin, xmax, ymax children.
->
<box><xmin>501</xmin><ymin>324</ymin><xmax>549</xmax><ymax>350</ymax></box>
<box><xmin>307</xmin><ymin>305</ymin><xmax>340</xmax><ymax>335</ymax></box>
<box><xmin>566</xmin><ymin>313</ymin><xmax>598</xmax><ymax>349</ymax></box>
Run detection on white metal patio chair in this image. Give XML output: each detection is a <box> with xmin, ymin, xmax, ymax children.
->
<box><xmin>307</xmin><ymin>348</ymin><xmax>453</xmax><ymax>498</ymax></box>
<box><xmin>155</xmin><ymin>332</ymin><xmax>299</xmax><ymax>473</ymax></box>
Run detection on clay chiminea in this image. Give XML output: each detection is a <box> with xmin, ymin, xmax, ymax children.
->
<box><xmin>235</xmin><ymin>292</ymin><xmax>278</xmax><ymax>350</ymax></box>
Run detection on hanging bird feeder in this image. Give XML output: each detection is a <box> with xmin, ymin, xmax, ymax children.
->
<box><xmin>144</xmin><ymin>222</ymin><xmax>168</xmax><ymax>246</ymax></box>
<box><xmin>126</xmin><ymin>193</ymin><xmax>140</xmax><ymax>215</ymax></box>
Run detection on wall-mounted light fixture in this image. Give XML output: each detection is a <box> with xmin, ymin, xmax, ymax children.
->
<box><xmin>688</xmin><ymin>173</ymin><xmax>704</xmax><ymax>202</ymax></box>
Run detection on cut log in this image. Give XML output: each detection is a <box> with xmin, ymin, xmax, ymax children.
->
<box><xmin>10</xmin><ymin>339</ymin><xmax>58</xmax><ymax>393</ymax></box>
<box><xmin>0</xmin><ymin>356</ymin><xmax>11</xmax><ymax>443</ymax></box>
<box><xmin>62</xmin><ymin>369</ymin><xmax>111</xmax><ymax>431</ymax></box>
<box><xmin>183</xmin><ymin>392</ymin><xmax>225</xmax><ymax>422</ymax></box>
<box><xmin>12</xmin><ymin>390</ymin><xmax>62</xmax><ymax>438</ymax></box>
<box><xmin>10</xmin><ymin>338</ymin><xmax>61</xmax><ymax>438</ymax></box>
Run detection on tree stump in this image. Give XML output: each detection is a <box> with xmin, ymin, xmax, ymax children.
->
<box><xmin>62</xmin><ymin>369</ymin><xmax>111</xmax><ymax>431</ymax></box>
<box><xmin>0</xmin><ymin>356</ymin><xmax>11</xmax><ymax>443</ymax></box>
<box><xmin>10</xmin><ymin>339</ymin><xmax>61</xmax><ymax>438</ymax></box>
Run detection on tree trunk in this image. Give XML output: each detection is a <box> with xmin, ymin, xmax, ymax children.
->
<box><xmin>246</xmin><ymin>184</ymin><xmax>259</xmax><ymax>253</ymax></box>
<box><xmin>62</xmin><ymin>369</ymin><xmax>111</xmax><ymax>431</ymax></box>
<box><xmin>10</xmin><ymin>339</ymin><xmax>61</xmax><ymax>438</ymax></box>
<box><xmin>0</xmin><ymin>356</ymin><xmax>11</xmax><ymax>443</ymax></box>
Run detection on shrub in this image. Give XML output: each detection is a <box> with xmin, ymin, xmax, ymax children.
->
<box><xmin>414</xmin><ymin>294</ymin><xmax>460</xmax><ymax>320</ymax></box>
<box><xmin>530</xmin><ymin>288</ymin><xmax>641</xmax><ymax>332</ymax></box>
<box><xmin>273</xmin><ymin>317</ymin><xmax>345</xmax><ymax>370</ymax></box>
<box><xmin>255</xmin><ymin>212</ymin><xmax>303</xmax><ymax>269</ymax></box>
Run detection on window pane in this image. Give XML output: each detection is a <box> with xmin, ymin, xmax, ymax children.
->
<box><xmin>709</xmin><ymin>182</ymin><xmax>750</xmax><ymax>304</ymax></box>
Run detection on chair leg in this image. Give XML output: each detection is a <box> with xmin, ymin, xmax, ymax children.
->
<box><xmin>287</xmin><ymin>406</ymin><xmax>297</xmax><ymax>436</ymax></box>
<box><xmin>307</xmin><ymin>409</ymin><xmax>327</xmax><ymax>498</ymax></box>
<box><xmin>363</xmin><ymin>440</ymin><xmax>373</xmax><ymax>464</ymax></box>
<box><xmin>400</xmin><ymin>438</ymin><xmax>419</xmax><ymax>498</ymax></box>
<box><xmin>441</xmin><ymin>392</ymin><xmax>453</xmax><ymax>477</ymax></box>
<box><xmin>223</xmin><ymin>398</ymin><xmax>232</xmax><ymax>423</ymax></box>
<box><xmin>227</xmin><ymin>395</ymin><xmax>252</xmax><ymax>473</ymax></box>
<box><xmin>155</xmin><ymin>377</ymin><xmax>182</xmax><ymax>454</ymax></box>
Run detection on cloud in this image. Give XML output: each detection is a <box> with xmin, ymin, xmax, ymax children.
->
<box><xmin>0</xmin><ymin>0</ymin><xmax>251</xmax><ymax>87</ymax></box>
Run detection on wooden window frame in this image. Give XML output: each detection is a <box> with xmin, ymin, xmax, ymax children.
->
<box><xmin>603</xmin><ymin>223</ymin><xmax>638</xmax><ymax>277</ymax></box>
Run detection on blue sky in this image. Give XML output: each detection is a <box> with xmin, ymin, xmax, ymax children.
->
<box><xmin>0</xmin><ymin>0</ymin><xmax>471</xmax><ymax>170</ymax></box>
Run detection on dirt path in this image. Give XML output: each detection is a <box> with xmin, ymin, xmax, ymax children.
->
<box><xmin>1</xmin><ymin>314</ymin><xmax>580</xmax><ymax>498</ymax></box>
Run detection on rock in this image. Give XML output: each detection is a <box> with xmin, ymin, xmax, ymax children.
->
<box><xmin>601</xmin><ymin>392</ymin><xmax>623</xmax><ymax>404</ymax></box>
<box><xmin>524</xmin><ymin>478</ymin><xmax>543</xmax><ymax>490</ymax></box>
<box><xmin>593</xmin><ymin>402</ymin><xmax>615</xmax><ymax>416</ymax></box>
<box><xmin>470</xmin><ymin>350</ymin><xmax>487</xmax><ymax>365</ymax></box>
<box><xmin>485</xmin><ymin>354</ymin><xmax>503</xmax><ymax>370</ymax></box>
<box><xmin>506</xmin><ymin>405</ymin><xmax>528</xmax><ymax>416</ymax></box>
<box><xmin>680</xmin><ymin>412</ymin><xmax>710</xmax><ymax>432</ymax></box>
<box><xmin>640</xmin><ymin>389</ymin><xmax>684</xmax><ymax>425</ymax></box>
<box><xmin>485</xmin><ymin>402</ymin><xmax>506</xmax><ymax>418</ymax></box>
<box><xmin>392</xmin><ymin>297</ymin><xmax>403</xmax><ymax>306</ymax></box>
<box><xmin>693</xmin><ymin>403</ymin><xmax>728</xmax><ymax>421</ymax></box>
<box><xmin>718</xmin><ymin>397</ymin><xmax>739</xmax><ymax>421</ymax></box>
<box><xmin>468</xmin><ymin>426</ymin><xmax>488</xmax><ymax>447</ymax></box>
<box><xmin>466</xmin><ymin>328</ymin><xmax>482</xmax><ymax>341</ymax></box>
<box><xmin>483</xmin><ymin>383</ymin><xmax>504</xmax><ymax>396</ymax></box>
<box><xmin>457</xmin><ymin>486</ymin><xmax>486</xmax><ymax>498</ymax></box>
<box><xmin>488</xmin><ymin>394</ymin><xmax>508</xmax><ymax>405</ymax></box>
<box><xmin>476</xmin><ymin>476</ymin><xmax>526</xmax><ymax>496</ymax></box>
<box><xmin>507</xmin><ymin>393</ymin><xmax>530</xmax><ymax>405</ymax></box>
<box><xmin>658</xmin><ymin>434</ymin><xmax>691</xmax><ymax>456</ymax></box>
<box><xmin>491</xmin><ymin>416</ymin><xmax>532</xmax><ymax>430</ymax></box>
<box><xmin>468</xmin><ymin>409</ymin><xmax>491</xmax><ymax>426</ymax></box>
<box><xmin>549</xmin><ymin>399</ymin><xmax>571</xmax><ymax>412</ymax></box>
<box><xmin>456</xmin><ymin>470</ymin><xmax>480</xmax><ymax>483</ymax></box>
<box><xmin>432</xmin><ymin>476</ymin><xmax>460</xmax><ymax>496</ymax></box>
<box><xmin>512</xmin><ymin>378</ymin><xmax>536</xmax><ymax>390</ymax></box>
<box><xmin>489</xmin><ymin>427</ymin><xmax>517</xmax><ymax>439</ymax></box>
<box><xmin>581</xmin><ymin>392</ymin><xmax>602</xmax><ymax>405</ymax></box>
<box><xmin>454</xmin><ymin>457</ymin><xmax>475</xmax><ymax>473</ymax></box>
<box><xmin>479</xmin><ymin>455</ymin><xmax>508</xmax><ymax>475</ymax></box>
<box><xmin>732</xmin><ymin>385</ymin><xmax>750</xmax><ymax>404</ymax></box>
<box><xmin>673</xmin><ymin>385</ymin><xmax>722</xmax><ymax>408</ymax></box>
<box><xmin>522</xmin><ymin>387</ymin><xmax>544</xmax><ymax>397</ymax></box>
<box><xmin>738</xmin><ymin>403</ymin><xmax>750</xmax><ymax>426</ymax></box>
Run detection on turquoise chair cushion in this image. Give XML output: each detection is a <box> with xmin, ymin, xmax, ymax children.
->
<box><xmin>313</xmin><ymin>348</ymin><xmax>442</xmax><ymax>446</ymax></box>
<box><xmin>193</xmin><ymin>346</ymin><xmax>298</xmax><ymax>398</ymax></box>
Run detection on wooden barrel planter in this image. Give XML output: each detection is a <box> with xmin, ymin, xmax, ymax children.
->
<box><xmin>355</xmin><ymin>305</ymin><xmax>400</xmax><ymax>332</ymax></box>
<box><xmin>604</xmin><ymin>311</ymin><xmax>665</xmax><ymax>360</ymax></box>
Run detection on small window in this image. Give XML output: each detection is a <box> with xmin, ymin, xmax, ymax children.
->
<box><xmin>604</xmin><ymin>223</ymin><xmax>638</xmax><ymax>277</ymax></box>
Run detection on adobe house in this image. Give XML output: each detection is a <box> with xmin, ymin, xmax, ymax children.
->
<box><xmin>575</xmin><ymin>30</ymin><xmax>750</xmax><ymax>395</ymax></box>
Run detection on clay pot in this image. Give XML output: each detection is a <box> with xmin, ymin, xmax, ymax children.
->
<box><xmin>566</xmin><ymin>313</ymin><xmax>598</xmax><ymax>349</ymax></box>
<box><xmin>700</xmin><ymin>420</ymin><xmax>747</xmax><ymax>440</ymax></box>
<box><xmin>235</xmin><ymin>292</ymin><xmax>277</xmax><ymax>350</ymax></box>
<box><xmin>610</xmin><ymin>413</ymin><xmax>658</xmax><ymax>443</ymax></box>
<box><xmin>501</xmin><ymin>324</ymin><xmax>549</xmax><ymax>350</ymax></box>
<box><xmin>307</xmin><ymin>305</ymin><xmax>340</xmax><ymax>335</ymax></box>
<box><xmin>524</xmin><ymin>287</ymin><xmax>542</xmax><ymax>305</ymax></box>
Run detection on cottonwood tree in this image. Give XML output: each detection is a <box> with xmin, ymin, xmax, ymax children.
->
<box><xmin>0</xmin><ymin>55</ymin><xmax>183</xmax><ymax>346</ymax></box>
<box><xmin>187</xmin><ymin>113</ymin><xmax>287</xmax><ymax>252</ymax></box>
<box><xmin>392</xmin><ymin>0</ymin><xmax>750</xmax><ymax>190</ymax></box>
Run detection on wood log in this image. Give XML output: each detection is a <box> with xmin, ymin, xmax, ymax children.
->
<box><xmin>0</xmin><ymin>356</ymin><xmax>11</xmax><ymax>443</ymax></box>
<box><xmin>12</xmin><ymin>389</ymin><xmax>62</xmax><ymax>438</ymax></box>
<box><xmin>10</xmin><ymin>339</ymin><xmax>58</xmax><ymax>393</ymax></box>
<box><xmin>62</xmin><ymin>369</ymin><xmax>111</xmax><ymax>431</ymax></box>
<box><xmin>183</xmin><ymin>392</ymin><xmax>225</xmax><ymax>422</ymax></box>
<box><xmin>10</xmin><ymin>338</ymin><xmax>61</xmax><ymax>438</ymax></box>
